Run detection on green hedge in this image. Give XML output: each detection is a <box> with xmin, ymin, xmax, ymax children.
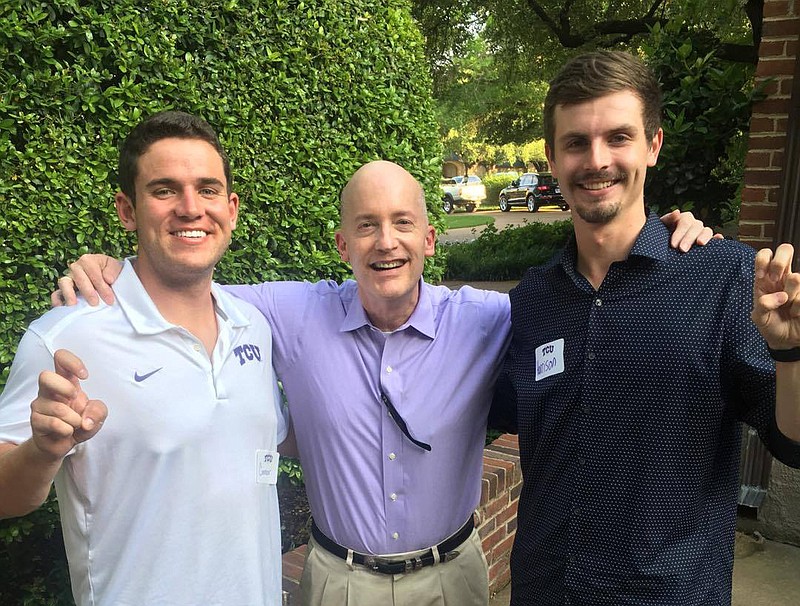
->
<box><xmin>0</xmin><ymin>1</ymin><xmax>441</xmax><ymax>603</ymax></box>
<box><xmin>443</xmin><ymin>220</ymin><xmax>573</xmax><ymax>281</ymax></box>
<box><xmin>642</xmin><ymin>23</ymin><xmax>758</xmax><ymax>226</ymax></box>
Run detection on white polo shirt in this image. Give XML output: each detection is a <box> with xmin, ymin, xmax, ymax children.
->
<box><xmin>0</xmin><ymin>260</ymin><xmax>287</xmax><ymax>606</ymax></box>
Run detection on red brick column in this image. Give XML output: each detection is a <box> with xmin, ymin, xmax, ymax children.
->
<box><xmin>478</xmin><ymin>433</ymin><xmax>522</xmax><ymax>594</ymax></box>
<box><xmin>740</xmin><ymin>1</ymin><xmax>800</xmax><ymax>247</ymax></box>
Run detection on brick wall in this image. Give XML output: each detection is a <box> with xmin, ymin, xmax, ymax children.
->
<box><xmin>280</xmin><ymin>433</ymin><xmax>522</xmax><ymax>603</ymax></box>
<box><xmin>740</xmin><ymin>0</ymin><xmax>800</xmax><ymax>247</ymax></box>
<box><xmin>478</xmin><ymin>433</ymin><xmax>522</xmax><ymax>593</ymax></box>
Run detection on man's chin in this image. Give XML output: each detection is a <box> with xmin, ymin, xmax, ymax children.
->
<box><xmin>573</xmin><ymin>202</ymin><xmax>619</xmax><ymax>224</ymax></box>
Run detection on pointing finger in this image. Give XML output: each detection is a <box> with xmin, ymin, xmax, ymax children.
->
<box><xmin>53</xmin><ymin>349</ymin><xmax>88</xmax><ymax>384</ymax></box>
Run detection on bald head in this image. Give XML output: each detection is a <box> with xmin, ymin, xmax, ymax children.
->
<box><xmin>340</xmin><ymin>161</ymin><xmax>427</xmax><ymax>225</ymax></box>
<box><xmin>334</xmin><ymin>160</ymin><xmax>436</xmax><ymax>331</ymax></box>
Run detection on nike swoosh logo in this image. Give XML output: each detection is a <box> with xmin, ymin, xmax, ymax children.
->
<box><xmin>134</xmin><ymin>368</ymin><xmax>163</xmax><ymax>382</ymax></box>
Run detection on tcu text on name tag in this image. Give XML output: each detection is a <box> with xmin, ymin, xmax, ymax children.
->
<box><xmin>535</xmin><ymin>338</ymin><xmax>565</xmax><ymax>381</ymax></box>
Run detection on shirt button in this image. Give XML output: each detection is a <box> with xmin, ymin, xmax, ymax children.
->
<box><xmin>388</xmin><ymin>453</ymin><xmax>396</xmax><ymax>461</ymax></box>
<box><xmin>390</xmin><ymin>493</ymin><xmax>398</xmax><ymax>501</ymax></box>
<box><xmin>578</xmin><ymin>457</ymin><xmax>586</xmax><ymax>465</ymax></box>
<box><xmin>392</xmin><ymin>532</ymin><xmax>399</xmax><ymax>540</ymax></box>
<box><xmin>193</xmin><ymin>343</ymin><xmax>201</xmax><ymax>352</ymax></box>
<box><xmin>587</xmin><ymin>352</ymin><xmax>596</xmax><ymax>360</ymax></box>
<box><xmin>386</xmin><ymin>366</ymin><xmax>393</xmax><ymax>373</ymax></box>
<box><xmin>582</xmin><ymin>405</ymin><xmax>590</xmax><ymax>414</ymax></box>
<box><xmin>595</xmin><ymin>298</ymin><xmax>603</xmax><ymax>306</ymax></box>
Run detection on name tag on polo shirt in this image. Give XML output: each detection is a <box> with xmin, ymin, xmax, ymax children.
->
<box><xmin>256</xmin><ymin>450</ymin><xmax>280</xmax><ymax>484</ymax></box>
<box><xmin>535</xmin><ymin>338</ymin><xmax>565</xmax><ymax>381</ymax></box>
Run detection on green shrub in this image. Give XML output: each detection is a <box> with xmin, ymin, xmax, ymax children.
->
<box><xmin>0</xmin><ymin>1</ymin><xmax>440</xmax><ymax>602</ymax></box>
<box><xmin>443</xmin><ymin>220</ymin><xmax>573</xmax><ymax>281</ymax></box>
<box><xmin>481</xmin><ymin>173</ymin><xmax>519</xmax><ymax>208</ymax></box>
<box><xmin>642</xmin><ymin>23</ymin><xmax>759</xmax><ymax>226</ymax></box>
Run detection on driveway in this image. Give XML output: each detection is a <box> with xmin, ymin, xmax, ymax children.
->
<box><xmin>437</xmin><ymin>207</ymin><xmax>571</xmax><ymax>244</ymax></box>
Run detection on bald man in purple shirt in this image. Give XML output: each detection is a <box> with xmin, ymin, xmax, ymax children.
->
<box><xmin>57</xmin><ymin>160</ymin><xmax>712</xmax><ymax>606</ymax></box>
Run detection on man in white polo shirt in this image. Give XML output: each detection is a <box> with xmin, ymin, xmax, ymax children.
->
<box><xmin>0</xmin><ymin>111</ymin><xmax>287</xmax><ymax>605</ymax></box>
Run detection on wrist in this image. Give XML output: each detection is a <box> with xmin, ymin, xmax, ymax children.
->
<box><xmin>26</xmin><ymin>437</ymin><xmax>68</xmax><ymax>466</ymax></box>
<box><xmin>767</xmin><ymin>345</ymin><xmax>800</xmax><ymax>363</ymax></box>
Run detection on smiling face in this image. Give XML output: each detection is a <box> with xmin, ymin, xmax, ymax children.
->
<box><xmin>115</xmin><ymin>137</ymin><xmax>239</xmax><ymax>290</ymax></box>
<box><xmin>335</xmin><ymin>161</ymin><xmax>435</xmax><ymax>330</ymax></box>
<box><xmin>546</xmin><ymin>91</ymin><xmax>662</xmax><ymax>227</ymax></box>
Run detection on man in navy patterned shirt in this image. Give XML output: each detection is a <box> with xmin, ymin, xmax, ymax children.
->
<box><xmin>493</xmin><ymin>50</ymin><xmax>800</xmax><ymax>605</ymax></box>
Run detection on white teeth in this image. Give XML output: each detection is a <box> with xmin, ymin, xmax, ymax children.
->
<box><xmin>373</xmin><ymin>261</ymin><xmax>404</xmax><ymax>270</ymax></box>
<box><xmin>174</xmin><ymin>230</ymin><xmax>206</xmax><ymax>238</ymax></box>
<box><xmin>583</xmin><ymin>181</ymin><xmax>614</xmax><ymax>190</ymax></box>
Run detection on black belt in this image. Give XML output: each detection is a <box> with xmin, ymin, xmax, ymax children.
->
<box><xmin>311</xmin><ymin>515</ymin><xmax>474</xmax><ymax>575</ymax></box>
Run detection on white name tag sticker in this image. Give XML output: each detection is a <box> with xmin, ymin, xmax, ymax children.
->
<box><xmin>535</xmin><ymin>338</ymin><xmax>565</xmax><ymax>382</ymax></box>
<box><xmin>256</xmin><ymin>450</ymin><xmax>280</xmax><ymax>485</ymax></box>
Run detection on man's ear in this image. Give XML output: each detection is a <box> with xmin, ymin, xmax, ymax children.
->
<box><xmin>424</xmin><ymin>224</ymin><xmax>436</xmax><ymax>258</ymax></box>
<box><xmin>115</xmin><ymin>192</ymin><xmax>137</xmax><ymax>232</ymax></box>
<box><xmin>647</xmin><ymin>128</ymin><xmax>664</xmax><ymax>167</ymax></box>
<box><xmin>545</xmin><ymin>143</ymin><xmax>558</xmax><ymax>179</ymax></box>
<box><xmin>228</xmin><ymin>192</ymin><xmax>240</xmax><ymax>230</ymax></box>
<box><xmin>334</xmin><ymin>230</ymin><xmax>349</xmax><ymax>262</ymax></box>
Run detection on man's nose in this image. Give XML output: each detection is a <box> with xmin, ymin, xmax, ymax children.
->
<box><xmin>176</xmin><ymin>189</ymin><xmax>203</xmax><ymax>217</ymax></box>
<box><xmin>375</xmin><ymin>225</ymin><xmax>398</xmax><ymax>250</ymax></box>
<box><xmin>585</xmin><ymin>140</ymin><xmax>611</xmax><ymax>170</ymax></box>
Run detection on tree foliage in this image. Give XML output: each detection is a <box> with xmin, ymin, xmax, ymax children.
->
<box><xmin>484</xmin><ymin>0</ymin><xmax>758</xmax><ymax>62</ymax></box>
<box><xmin>415</xmin><ymin>0</ymin><xmax>759</xmax><ymax>223</ymax></box>
<box><xmin>0</xmin><ymin>0</ymin><xmax>440</xmax><ymax>602</ymax></box>
<box><xmin>416</xmin><ymin>0</ymin><xmax>759</xmax><ymax>86</ymax></box>
<box><xmin>643</xmin><ymin>22</ymin><xmax>759</xmax><ymax>226</ymax></box>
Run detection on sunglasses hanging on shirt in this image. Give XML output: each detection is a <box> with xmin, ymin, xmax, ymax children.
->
<box><xmin>380</xmin><ymin>392</ymin><xmax>432</xmax><ymax>452</ymax></box>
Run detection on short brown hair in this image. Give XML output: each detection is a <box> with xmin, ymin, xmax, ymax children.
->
<box><xmin>544</xmin><ymin>50</ymin><xmax>662</xmax><ymax>153</ymax></box>
<box><xmin>118</xmin><ymin>111</ymin><xmax>232</xmax><ymax>204</ymax></box>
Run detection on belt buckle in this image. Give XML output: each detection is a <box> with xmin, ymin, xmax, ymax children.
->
<box><xmin>363</xmin><ymin>556</ymin><xmax>382</xmax><ymax>572</ymax></box>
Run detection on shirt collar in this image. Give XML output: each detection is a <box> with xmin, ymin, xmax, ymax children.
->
<box><xmin>627</xmin><ymin>211</ymin><xmax>671</xmax><ymax>262</ymax></box>
<box><xmin>561</xmin><ymin>210</ymin><xmax>670</xmax><ymax>275</ymax></box>
<box><xmin>339</xmin><ymin>278</ymin><xmax>436</xmax><ymax>339</ymax></box>
<box><xmin>114</xmin><ymin>257</ymin><xmax>250</xmax><ymax>335</ymax></box>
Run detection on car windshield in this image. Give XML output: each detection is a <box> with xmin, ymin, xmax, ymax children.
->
<box><xmin>451</xmin><ymin>175</ymin><xmax>482</xmax><ymax>184</ymax></box>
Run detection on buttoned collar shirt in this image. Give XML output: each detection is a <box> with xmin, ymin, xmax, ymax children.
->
<box><xmin>497</xmin><ymin>213</ymin><xmax>800</xmax><ymax>605</ymax></box>
<box><xmin>227</xmin><ymin>278</ymin><xmax>510</xmax><ymax>554</ymax></box>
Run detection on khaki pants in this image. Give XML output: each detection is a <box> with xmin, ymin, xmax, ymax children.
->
<box><xmin>299</xmin><ymin>528</ymin><xmax>489</xmax><ymax>606</ymax></box>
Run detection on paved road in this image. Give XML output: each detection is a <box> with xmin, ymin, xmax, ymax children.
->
<box><xmin>438</xmin><ymin>207</ymin><xmax>571</xmax><ymax>244</ymax></box>
<box><xmin>489</xmin><ymin>531</ymin><xmax>800</xmax><ymax>605</ymax></box>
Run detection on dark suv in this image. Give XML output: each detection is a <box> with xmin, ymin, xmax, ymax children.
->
<box><xmin>498</xmin><ymin>172</ymin><xmax>568</xmax><ymax>212</ymax></box>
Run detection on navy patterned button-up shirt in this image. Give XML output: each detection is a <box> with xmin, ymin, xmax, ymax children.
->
<box><xmin>494</xmin><ymin>213</ymin><xmax>800</xmax><ymax>605</ymax></box>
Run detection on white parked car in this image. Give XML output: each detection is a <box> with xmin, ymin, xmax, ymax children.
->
<box><xmin>440</xmin><ymin>175</ymin><xmax>486</xmax><ymax>213</ymax></box>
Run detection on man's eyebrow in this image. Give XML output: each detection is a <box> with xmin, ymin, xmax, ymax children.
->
<box><xmin>196</xmin><ymin>177</ymin><xmax>225</xmax><ymax>188</ymax></box>
<box><xmin>144</xmin><ymin>177</ymin><xmax>225</xmax><ymax>189</ymax></box>
<box><xmin>558</xmin><ymin>124</ymin><xmax>639</xmax><ymax>141</ymax></box>
<box><xmin>144</xmin><ymin>178</ymin><xmax>179</xmax><ymax>189</ymax></box>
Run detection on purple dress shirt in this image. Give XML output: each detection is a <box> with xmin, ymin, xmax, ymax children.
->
<box><xmin>226</xmin><ymin>279</ymin><xmax>510</xmax><ymax>554</ymax></box>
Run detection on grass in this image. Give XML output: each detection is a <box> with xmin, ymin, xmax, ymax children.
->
<box><xmin>443</xmin><ymin>213</ymin><xmax>495</xmax><ymax>230</ymax></box>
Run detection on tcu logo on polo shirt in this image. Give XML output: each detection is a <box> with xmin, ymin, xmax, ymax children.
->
<box><xmin>233</xmin><ymin>344</ymin><xmax>262</xmax><ymax>365</ymax></box>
